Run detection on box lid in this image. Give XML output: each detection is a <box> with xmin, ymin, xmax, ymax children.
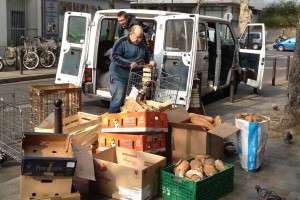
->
<box><xmin>208</xmin><ymin>123</ymin><xmax>240</xmax><ymax>138</ymax></box>
<box><xmin>164</xmin><ymin>106</ymin><xmax>190</xmax><ymax>123</ymax></box>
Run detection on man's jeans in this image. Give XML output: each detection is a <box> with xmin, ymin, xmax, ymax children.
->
<box><xmin>109</xmin><ymin>75</ymin><xmax>127</xmax><ymax>113</ymax></box>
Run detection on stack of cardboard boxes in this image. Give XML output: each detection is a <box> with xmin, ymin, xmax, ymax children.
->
<box><xmin>98</xmin><ymin>111</ymin><xmax>168</xmax><ymax>155</ymax></box>
<box><xmin>20</xmin><ymin>132</ymin><xmax>80</xmax><ymax>199</ymax></box>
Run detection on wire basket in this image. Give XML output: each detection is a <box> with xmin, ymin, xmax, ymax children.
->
<box><xmin>126</xmin><ymin>68</ymin><xmax>181</xmax><ymax>104</ymax></box>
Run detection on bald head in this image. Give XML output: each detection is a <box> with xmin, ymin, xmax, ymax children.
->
<box><xmin>129</xmin><ymin>25</ymin><xmax>144</xmax><ymax>44</ymax></box>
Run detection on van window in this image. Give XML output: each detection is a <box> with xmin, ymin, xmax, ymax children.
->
<box><xmin>100</xmin><ymin>19</ymin><xmax>117</xmax><ymax>41</ymax></box>
<box><xmin>67</xmin><ymin>16</ymin><xmax>86</xmax><ymax>43</ymax></box>
<box><xmin>197</xmin><ymin>23</ymin><xmax>207</xmax><ymax>51</ymax></box>
<box><xmin>164</xmin><ymin>19</ymin><xmax>193</xmax><ymax>52</ymax></box>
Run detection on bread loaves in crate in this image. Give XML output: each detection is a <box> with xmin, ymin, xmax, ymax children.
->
<box><xmin>173</xmin><ymin>154</ymin><xmax>228</xmax><ymax>182</ymax></box>
<box><xmin>236</xmin><ymin>113</ymin><xmax>268</xmax><ymax>122</ymax></box>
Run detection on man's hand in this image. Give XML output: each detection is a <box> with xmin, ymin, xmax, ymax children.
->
<box><xmin>130</xmin><ymin>62</ymin><xmax>138</xmax><ymax>69</ymax></box>
<box><xmin>149</xmin><ymin>61</ymin><xmax>157</xmax><ymax>68</ymax></box>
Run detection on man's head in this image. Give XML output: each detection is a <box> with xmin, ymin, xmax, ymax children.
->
<box><xmin>117</xmin><ymin>11</ymin><xmax>129</xmax><ymax>28</ymax></box>
<box><xmin>129</xmin><ymin>25</ymin><xmax>143</xmax><ymax>45</ymax></box>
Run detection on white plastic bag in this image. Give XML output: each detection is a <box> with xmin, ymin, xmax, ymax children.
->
<box><xmin>235</xmin><ymin>115</ymin><xmax>269</xmax><ymax>172</ymax></box>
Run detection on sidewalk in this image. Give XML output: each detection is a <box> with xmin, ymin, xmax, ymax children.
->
<box><xmin>0</xmin><ymin>67</ymin><xmax>56</xmax><ymax>84</ymax></box>
<box><xmin>0</xmin><ymin>69</ymin><xmax>299</xmax><ymax>199</ymax></box>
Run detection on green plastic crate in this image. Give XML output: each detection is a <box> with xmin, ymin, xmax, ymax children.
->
<box><xmin>160</xmin><ymin>160</ymin><xmax>234</xmax><ymax>200</ymax></box>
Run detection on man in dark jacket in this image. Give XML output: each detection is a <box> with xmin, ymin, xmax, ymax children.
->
<box><xmin>114</xmin><ymin>10</ymin><xmax>154</xmax><ymax>41</ymax></box>
<box><xmin>109</xmin><ymin>25</ymin><xmax>157</xmax><ymax>113</ymax></box>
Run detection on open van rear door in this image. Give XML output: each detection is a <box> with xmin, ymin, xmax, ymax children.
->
<box><xmin>55</xmin><ymin>12</ymin><xmax>91</xmax><ymax>86</ymax></box>
<box><xmin>155</xmin><ymin>14</ymin><xmax>198</xmax><ymax>110</ymax></box>
<box><xmin>239</xmin><ymin>23</ymin><xmax>265</xmax><ymax>89</ymax></box>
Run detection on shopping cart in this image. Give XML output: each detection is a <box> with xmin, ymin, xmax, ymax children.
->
<box><xmin>0</xmin><ymin>86</ymin><xmax>81</xmax><ymax>163</ymax></box>
<box><xmin>0</xmin><ymin>90</ymin><xmax>32</xmax><ymax>163</ymax></box>
<box><xmin>127</xmin><ymin>67</ymin><xmax>181</xmax><ymax>104</ymax></box>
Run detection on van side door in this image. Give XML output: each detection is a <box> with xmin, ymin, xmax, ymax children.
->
<box><xmin>239</xmin><ymin>23</ymin><xmax>265</xmax><ymax>89</ymax></box>
<box><xmin>155</xmin><ymin>15</ymin><xmax>198</xmax><ymax>110</ymax></box>
<box><xmin>55</xmin><ymin>12</ymin><xmax>91</xmax><ymax>86</ymax></box>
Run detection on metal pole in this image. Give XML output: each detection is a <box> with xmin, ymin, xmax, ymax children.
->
<box><xmin>54</xmin><ymin>99</ymin><xmax>63</xmax><ymax>133</ymax></box>
<box><xmin>229</xmin><ymin>67</ymin><xmax>235</xmax><ymax>103</ymax></box>
<box><xmin>272</xmin><ymin>58</ymin><xmax>277</xmax><ymax>86</ymax></box>
<box><xmin>17</xmin><ymin>47</ymin><xmax>23</xmax><ymax>74</ymax></box>
<box><xmin>286</xmin><ymin>55</ymin><xmax>290</xmax><ymax>80</ymax></box>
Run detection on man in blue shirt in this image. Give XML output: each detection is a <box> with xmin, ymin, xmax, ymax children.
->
<box><xmin>115</xmin><ymin>11</ymin><xmax>154</xmax><ymax>41</ymax></box>
<box><xmin>109</xmin><ymin>25</ymin><xmax>157</xmax><ymax>113</ymax></box>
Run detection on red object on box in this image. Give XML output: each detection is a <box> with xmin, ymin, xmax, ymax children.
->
<box><xmin>101</xmin><ymin>112</ymin><xmax>168</xmax><ymax>133</ymax></box>
<box><xmin>98</xmin><ymin>132</ymin><xmax>166</xmax><ymax>153</ymax></box>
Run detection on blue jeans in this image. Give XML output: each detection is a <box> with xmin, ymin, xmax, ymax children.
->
<box><xmin>109</xmin><ymin>75</ymin><xmax>127</xmax><ymax>113</ymax></box>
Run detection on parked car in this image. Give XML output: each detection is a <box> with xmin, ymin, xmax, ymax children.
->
<box><xmin>273</xmin><ymin>37</ymin><xmax>296</xmax><ymax>51</ymax></box>
<box><xmin>239</xmin><ymin>32</ymin><xmax>263</xmax><ymax>50</ymax></box>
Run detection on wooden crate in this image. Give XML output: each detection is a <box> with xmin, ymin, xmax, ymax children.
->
<box><xmin>29</xmin><ymin>83</ymin><xmax>82</xmax><ymax>128</ymax></box>
<box><xmin>35</xmin><ymin>112</ymin><xmax>101</xmax><ymax>135</ymax></box>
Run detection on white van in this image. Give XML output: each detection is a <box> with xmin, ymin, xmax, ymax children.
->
<box><xmin>55</xmin><ymin>9</ymin><xmax>265</xmax><ymax>110</ymax></box>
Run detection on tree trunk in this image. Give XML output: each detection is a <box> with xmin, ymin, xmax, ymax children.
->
<box><xmin>279</xmin><ymin>8</ymin><xmax>300</xmax><ymax>128</ymax></box>
<box><xmin>238</xmin><ymin>0</ymin><xmax>252</xmax><ymax>34</ymax></box>
<box><xmin>108</xmin><ymin>0</ymin><xmax>115</xmax><ymax>9</ymax></box>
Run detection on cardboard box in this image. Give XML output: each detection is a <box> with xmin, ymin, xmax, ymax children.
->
<box><xmin>26</xmin><ymin>192</ymin><xmax>80</xmax><ymax>200</ymax></box>
<box><xmin>170</xmin><ymin>122</ymin><xmax>240</xmax><ymax>163</ymax></box>
<box><xmin>19</xmin><ymin>175</ymin><xmax>72</xmax><ymax>199</ymax></box>
<box><xmin>163</xmin><ymin>106</ymin><xmax>190</xmax><ymax>123</ymax></box>
<box><xmin>21</xmin><ymin>132</ymin><xmax>76</xmax><ymax>176</ymax></box>
<box><xmin>89</xmin><ymin>146</ymin><xmax>166</xmax><ymax>200</ymax></box>
<box><xmin>101</xmin><ymin>112</ymin><xmax>168</xmax><ymax>133</ymax></box>
<box><xmin>98</xmin><ymin>132</ymin><xmax>166</xmax><ymax>153</ymax></box>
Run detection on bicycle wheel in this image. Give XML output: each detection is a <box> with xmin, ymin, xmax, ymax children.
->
<box><xmin>23</xmin><ymin>51</ymin><xmax>39</xmax><ymax>70</ymax></box>
<box><xmin>0</xmin><ymin>59</ymin><xmax>4</xmax><ymax>71</ymax></box>
<box><xmin>4</xmin><ymin>48</ymin><xmax>16</xmax><ymax>66</ymax></box>
<box><xmin>40</xmin><ymin>50</ymin><xmax>56</xmax><ymax>68</ymax></box>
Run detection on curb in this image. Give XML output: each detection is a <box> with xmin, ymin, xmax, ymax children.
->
<box><xmin>0</xmin><ymin>73</ymin><xmax>56</xmax><ymax>84</ymax></box>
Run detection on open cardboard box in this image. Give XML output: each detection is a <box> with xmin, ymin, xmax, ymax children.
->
<box><xmin>90</xmin><ymin>146</ymin><xmax>166</xmax><ymax>200</ymax></box>
<box><xmin>19</xmin><ymin>175</ymin><xmax>73</xmax><ymax>199</ymax></box>
<box><xmin>169</xmin><ymin>122</ymin><xmax>240</xmax><ymax>163</ymax></box>
<box><xmin>21</xmin><ymin>132</ymin><xmax>77</xmax><ymax>176</ymax></box>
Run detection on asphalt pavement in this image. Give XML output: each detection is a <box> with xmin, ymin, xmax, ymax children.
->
<box><xmin>0</xmin><ymin>67</ymin><xmax>299</xmax><ymax>200</ymax></box>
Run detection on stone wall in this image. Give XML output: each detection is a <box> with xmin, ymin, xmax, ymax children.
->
<box><xmin>265</xmin><ymin>27</ymin><xmax>296</xmax><ymax>43</ymax></box>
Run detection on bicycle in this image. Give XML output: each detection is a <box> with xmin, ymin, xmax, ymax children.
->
<box><xmin>34</xmin><ymin>36</ymin><xmax>56</xmax><ymax>68</ymax></box>
<box><xmin>0</xmin><ymin>56</ymin><xmax>4</xmax><ymax>71</ymax></box>
<box><xmin>51</xmin><ymin>37</ymin><xmax>61</xmax><ymax>66</ymax></box>
<box><xmin>4</xmin><ymin>43</ymin><xmax>18</xmax><ymax>67</ymax></box>
<box><xmin>21</xmin><ymin>36</ymin><xmax>39</xmax><ymax>70</ymax></box>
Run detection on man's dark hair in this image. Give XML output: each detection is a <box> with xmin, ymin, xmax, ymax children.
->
<box><xmin>117</xmin><ymin>11</ymin><xmax>128</xmax><ymax>19</ymax></box>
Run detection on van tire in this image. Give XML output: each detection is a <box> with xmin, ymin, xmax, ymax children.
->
<box><xmin>223</xmin><ymin>72</ymin><xmax>240</xmax><ymax>97</ymax></box>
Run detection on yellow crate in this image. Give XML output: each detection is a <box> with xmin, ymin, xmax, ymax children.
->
<box><xmin>29</xmin><ymin>83</ymin><xmax>82</xmax><ymax>128</ymax></box>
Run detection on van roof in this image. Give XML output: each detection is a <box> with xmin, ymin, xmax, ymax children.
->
<box><xmin>96</xmin><ymin>9</ymin><xmax>229</xmax><ymax>22</ymax></box>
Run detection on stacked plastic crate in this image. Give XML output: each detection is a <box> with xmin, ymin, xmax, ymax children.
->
<box><xmin>98</xmin><ymin>111</ymin><xmax>168</xmax><ymax>156</ymax></box>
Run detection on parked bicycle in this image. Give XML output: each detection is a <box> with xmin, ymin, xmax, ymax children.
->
<box><xmin>21</xmin><ymin>35</ymin><xmax>40</xmax><ymax>70</ymax></box>
<box><xmin>4</xmin><ymin>42</ymin><xmax>19</xmax><ymax>67</ymax></box>
<box><xmin>51</xmin><ymin>37</ymin><xmax>61</xmax><ymax>66</ymax></box>
<box><xmin>0</xmin><ymin>56</ymin><xmax>4</xmax><ymax>71</ymax></box>
<box><xmin>34</xmin><ymin>36</ymin><xmax>56</xmax><ymax>68</ymax></box>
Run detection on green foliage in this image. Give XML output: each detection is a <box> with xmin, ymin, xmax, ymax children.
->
<box><xmin>258</xmin><ymin>0</ymin><xmax>299</xmax><ymax>27</ymax></box>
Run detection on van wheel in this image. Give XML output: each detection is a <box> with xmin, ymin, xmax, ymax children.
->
<box><xmin>101</xmin><ymin>100</ymin><xmax>110</xmax><ymax>108</ymax></box>
<box><xmin>223</xmin><ymin>72</ymin><xmax>240</xmax><ymax>97</ymax></box>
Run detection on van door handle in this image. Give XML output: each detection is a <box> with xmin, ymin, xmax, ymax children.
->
<box><xmin>204</xmin><ymin>55</ymin><xmax>209</xmax><ymax>60</ymax></box>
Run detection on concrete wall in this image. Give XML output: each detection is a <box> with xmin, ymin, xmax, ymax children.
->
<box><xmin>266</xmin><ymin>27</ymin><xmax>296</xmax><ymax>43</ymax></box>
<box><xmin>0</xmin><ymin>1</ymin><xmax>7</xmax><ymax>53</ymax></box>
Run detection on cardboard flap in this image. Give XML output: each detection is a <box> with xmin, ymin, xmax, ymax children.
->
<box><xmin>72</xmin><ymin>143</ymin><xmax>95</xmax><ymax>181</ymax></box>
<box><xmin>169</xmin><ymin>122</ymin><xmax>206</xmax><ymax>131</ymax></box>
<box><xmin>22</xmin><ymin>132</ymin><xmax>68</xmax><ymax>145</ymax></box>
<box><xmin>208</xmin><ymin>123</ymin><xmax>240</xmax><ymax>138</ymax></box>
<box><xmin>164</xmin><ymin>106</ymin><xmax>190</xmax><ymax>123</ymax></box>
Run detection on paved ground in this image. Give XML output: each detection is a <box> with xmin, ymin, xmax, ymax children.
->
<box><xmin>0</xmin><ymin>68</ymin><xmax>299</xmax><ymax>200</ymax></box>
